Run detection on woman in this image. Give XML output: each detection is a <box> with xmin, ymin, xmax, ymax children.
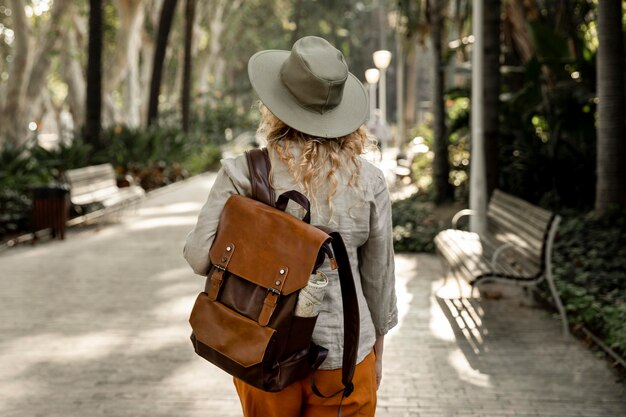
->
<box><xmin>184</xmin><ymin>36</ymin><xmax>397</xmax><ymax>417</ymax></box>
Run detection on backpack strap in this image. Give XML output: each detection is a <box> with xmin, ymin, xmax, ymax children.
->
<box><xmin>245</xmin><ymin>148</ymin><xmax>275</xmax><ymax>206</ymax></box>
<box><xmin>312</xmin><ymin>227</ymin><xmax>360</xmax><ymax>404</ymax></box>
<box><xmin>329</xmin><ymin>232</ymin><xmax>360</xmax><ymax>392</ymax></box>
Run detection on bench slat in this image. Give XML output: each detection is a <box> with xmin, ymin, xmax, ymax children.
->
<box><xmin>490</xmin><ymin>190</ymin><xmax>552</xmax><ymax>223</ymax></box>
<box><xmin>487</xmin><ymin>204</ymin><xmax>550</xmax><ymax>243</ymax></box>
<box><xmin>486</xmin><ymin>219</ymin><xmax>545</xmax><ymax>260</ymax></box>
<box><xmin>488</xmin><ymin>199</ymin><xmax>550</xmax><ymax>234</ymax></box>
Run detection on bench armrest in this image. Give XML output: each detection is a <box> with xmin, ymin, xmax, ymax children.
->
<box><xmin>490</xmin><ymin>242</ymin><xmax>517</xmax><ymax>272</ymax></box>
<box><xmin>451</xmin><ymin>209</ymin><xmax>478</xmax><ymax>229</ymax></box>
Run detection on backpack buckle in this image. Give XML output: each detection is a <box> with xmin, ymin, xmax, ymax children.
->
<box><xmin>267</xmin><ymin>287</ymin><xmax>281</xmax><ymax>296</ymax></box>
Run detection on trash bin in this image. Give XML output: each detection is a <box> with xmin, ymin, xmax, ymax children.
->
<box><xmin>32</xmin><ymin>184</ymin><xmax>70</xmax><ymax>240</ymax></box>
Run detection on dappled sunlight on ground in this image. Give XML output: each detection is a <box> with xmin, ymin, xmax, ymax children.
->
<box><xmin>447</xmin><ymin>348</ymin><xmax>492</xmax><ymax>388</ymax></box>
<box><xmin>126</xmin><ymin>326</ymin><xmax>189</xmax><ymax>354</ymax></box>
<box><xmin>124</xmin><ymin>215</ymin><xmax>197</xmax><ymax>231</ymax></box>
<box><xmin>153</xmin><ymin>266</ymin><xmax>194</xmax><ymax>282</ymax></box>
<box><xmin>385</xmin><ymin>254</ymin><xmax>415</xmax><ymax>341</ymax></box>
<box><xmin>150</xmin><ymin>295</ymin><xmax>196</xmax><ymax>321</ymax></box>
<box><xmin>1</xmin><ymin>331</ymin><xmax>127</xmax><ymax>367</ymax></box>
<box><xmin>429</xmin><ymin>277</ymin><xmax>467</xmax><ymax>343</ymax></box>
<box><xmin>136</xmin><ymin>202</ymin><xmax>204</xmax><ymax>217</ymax></box>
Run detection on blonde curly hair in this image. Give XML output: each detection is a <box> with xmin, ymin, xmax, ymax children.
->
<box><xmin>257</xmin><ymin>104</ymin><xmax>369</xmax><ymax>210</ymax></box>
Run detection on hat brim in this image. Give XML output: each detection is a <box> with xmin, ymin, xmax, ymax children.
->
<box><xmin>248</xmin><ymin>50</ymin><xmax>369</xmax><ymax>138</ymax></box>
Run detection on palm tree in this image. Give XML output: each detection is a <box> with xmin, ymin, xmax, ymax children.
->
<box><xmin>483</xmin><ymin>0</ymin><xmax>500</xmax><ymax>198</ymax></box>
<box><xmin>595</xmin><ymin>0</ymin><xmax>626</xmax><ymax>213</ymax></box>
<box><xmin>85</xmin><ymin>0</ymin><xmax>103</xmax><ymax>151</ymax></box>
<box><xmin>429</xmin><ymin>0</ymin><xmax>453</xmax><ymax>204</ymax></box>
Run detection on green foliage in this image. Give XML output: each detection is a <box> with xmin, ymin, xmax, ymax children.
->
<box><xmin>98</xmin><ymin>125</ymin><xmax>191</xmax><ymax>168</ymax></box>
<box><xmin>406</xmin><ymin>94</ymin><xmax>470</xmax><ymax>197</ymax></box>
<box><xmin>391</xmin><ymin>192</ymin><xmax>445</xmax><ymax>253</ymax></box>
<box><xmin>191</xmin><ymin>101</ymin><xmax>256</xmax><ymax>145</ymax></box>
<box><xmin>445</xmin><ymin>95</ymin><xmax>470</xmax><ymax>194</ymax></box>
<box><xmin>499</xmin><ymin>55</ymin><xmax>597</xmax><ymax>210</ymax></box>
<box><xmin>496</xmin><ymin>1</ymin><xmax>598</xmax><ymax>210</ymax></box>
<box><xmin>183</xmin><ymin>145</ymin><xmax>223</xmax><ymax>176</ymax></box>
<box><xmin>549</xmin><ymin>209</ymin><xmax>626</xmax><ymax>356</ymax></box>
<box><xmin>29</xmin><ymin>138</ymin><xmax>93</xmax><ymax>173</ymax></box>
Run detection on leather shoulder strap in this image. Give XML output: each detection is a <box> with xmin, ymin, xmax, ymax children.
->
<box><xmin>245</xmin><ymin>148</ymin><xmax>275</xmax><ymax>207</ymax></box>
<box><xmin>331</xmin><ymin>232</ymin><xmax>360</xmax><ymax>392</ymax></box>
<box><xmin>316</xmin><ymin>227</ymin><xmax>360</xmax><ymax>395</ymax></box>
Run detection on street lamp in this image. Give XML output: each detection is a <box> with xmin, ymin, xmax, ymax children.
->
<box><xmin>365</xmin><ymin>68</ymin><xmax>380</xmax><ymax>121</ymax></box>
<box><xmin>373</xmin><ymin>50</ymin><xmax>392</xmax><ymax>124</ymax></box>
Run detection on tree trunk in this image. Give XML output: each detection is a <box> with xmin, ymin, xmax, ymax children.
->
<box><xmin>63</xmin><ymin>24</ymin><xmax>87</xmax><ymax>129</ymax></box>
<box><xmin>431</xmin><ymin>0</ymin><xmax>452</xmax><ymax>205</ymax></box>
<box><xmin>504</xmin><ymin>0</ymin><xmax>535</xmax><ymax>63</ymax></box>
<box><xmin>147</xmin><ymin>0</ymin><xmax>178</xmax><ymax>127</ymax></box>
<box><xmin>1</xmin><ymin>0</ymin><xmax>30</xmax><ymax>146</ymax></box>
<box><xmin>26</xmin><ymin>0</ymin><xmax>72</xmax><ymax>100</ymax></box>
<box><xmin>195</xmin><ymin>0</ymin><xmax>241</xmax><ymax>105</ymax></box>
<box><xmin>106</xmin><ymin>0</ymin><xmax>145</xmax><ymax>93</ymax></box>
<box><xmin>483</xmin><ymin>0</ymin><xmax>500</xmax><ymax>199</ymax></box>
<box><xmin>108</xmin><ymin>0</ymin><xmax>145</xmax><ymax>127</ymax></box>
<box><xmin>138</xmin><ymin>2</ymin><xmax>162</xmax><ymax>125</ymax></box>
<box><xmin>404</xmin><ymin>39</ymin><xmax>418</xmax><ymax>130</ymax></box>
<box><xmin>182</xmin><ymin>0</ymin><xmax>196</xmax><ymax>133</ymax></box>
<box><xmin>85</xmin><ymin>0</ymin><xmax>104</xmax><ymax>152</ymax></box>
<box><xmin>595</xmin><ymin>0</ymin><xmax>626</xmax><ymax>213</ymax></box>
<box><xmin>140</xmin><ymin>38</ymin><xmax>156</xmax><ymax>125</ymax></box>
<box><xmin>395</xmin><ymin>33</ymin><xmax>406</xmax><ymax>147</ymax></box>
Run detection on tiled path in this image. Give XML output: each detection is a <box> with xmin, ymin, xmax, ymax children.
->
<box><xmin>1</xmin><ymin>173</ymin><xmax>624</xmax><ymax>417</ymax></box>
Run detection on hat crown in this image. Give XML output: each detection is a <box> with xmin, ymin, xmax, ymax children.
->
<box><xmin>280</xmin><ymin>36</ymin><xmax>348</xmax><ymax>115</ymax></box>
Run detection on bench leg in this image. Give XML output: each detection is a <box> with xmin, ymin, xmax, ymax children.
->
<box><xmin>470</xmin><ymin>283</ymin><xmax>480</xmax><ymax>299</ymax></box>
<box><xmin>545</xmin><ymin>272</ymin><xmax>570</xmax><ymax>339</ymax></box>
<box><xmin>544</xmin><ymin>216</ymin><xmax>570</xmax><ymax>339</ymax></box>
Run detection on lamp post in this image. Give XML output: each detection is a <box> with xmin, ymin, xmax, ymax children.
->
<box><xmin>470</xmin><ymin>0</ymin><xmax>487</xmax><ymax>234</ymax></box>
<box><xmin>365</xmin><ymin>68</ymin><xmax>380</xmax><ymax>121</ymax></box>
<box><xmin>373</xmin><ymin>50</ymin><xmax>392</xmax><ymax>124</ymax></box>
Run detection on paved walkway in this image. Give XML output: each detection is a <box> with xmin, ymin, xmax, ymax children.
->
<box><xmin>1</xmin><ymin>173</ymin><xmax>624</xmax><ymax>417</ymax></box>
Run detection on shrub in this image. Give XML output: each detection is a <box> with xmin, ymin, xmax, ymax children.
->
<box><xmin>183</xmin><ymin>145</ymin><xmax>223</xmax><ymax>176</ymax></box>
<box><xmin>391</xmin><ymin>192</ymin><xmax>445</xmax><ymax>253</ymax></box>
<box><xmin>549</xmin><ymin>209</ymin><xmax>626</xmax><ymax>357</ymax></box>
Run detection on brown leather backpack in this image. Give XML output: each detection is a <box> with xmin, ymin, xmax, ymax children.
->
<box><xmin>189</xmin><ymin>148</ymin><xmax>360</xmax><ymax>398</ymax></box>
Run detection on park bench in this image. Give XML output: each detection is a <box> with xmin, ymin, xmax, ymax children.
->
<box><xmin>64</xmin><ymin>163</ymin><xmax>145</xmax><ymax>224</ymax></box>
<box><xmin>434</xmin><ymin>189</ymin><xmax>569</xmax><ymax>337</ymax></box>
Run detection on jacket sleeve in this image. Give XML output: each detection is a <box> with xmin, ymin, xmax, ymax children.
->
<box><xmin>357</xmin><ymin>173</ymin><xmax>398</xmax><ymax>336</ymax></box>
<box><xmin>183</xmin><ymin>152</ymin><xmax>254</xmax><ymax>275</ymax></box>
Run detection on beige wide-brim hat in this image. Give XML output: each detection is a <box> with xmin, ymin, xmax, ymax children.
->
<box><xmin>248</xmin><ymin>36</ymin><xmax>368</xmax><ymax>138</ymax></box>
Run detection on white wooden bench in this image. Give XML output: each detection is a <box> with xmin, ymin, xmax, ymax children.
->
<box><xmin>65</xmin><ymin>164</ymin><xmax>145</xmax><ymax>224</ymax></box>
<box><xmin>434</xmin><ymin>189</ymin><xmax>569</xmax><ymax>337</ymax></box>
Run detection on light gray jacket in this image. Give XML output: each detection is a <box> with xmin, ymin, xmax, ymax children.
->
<box><xmin>183</xmin><ymin>149</ymin><xmax>397</xmax><ymax>370</ymax></box>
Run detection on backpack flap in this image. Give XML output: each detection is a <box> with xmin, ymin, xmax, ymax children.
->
<box><xmin>210</xmin><ymin>194</ymin><xmax>331</xmax><ymax>296</ymax></box>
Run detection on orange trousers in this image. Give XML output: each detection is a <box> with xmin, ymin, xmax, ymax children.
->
<box><xmin>234</xmin><ymin>350</ymin><xmax>377</xmax><ymax>417</ymax></box>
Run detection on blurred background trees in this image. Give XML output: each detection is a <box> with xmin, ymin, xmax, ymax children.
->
<box><xmin>0</xmin><ymin>0</ymin><xmax>623</xmax><ymax>214</ymax></box>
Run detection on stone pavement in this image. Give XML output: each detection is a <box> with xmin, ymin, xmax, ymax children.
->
<box><xmin>0</xmin><ymin>173</ymin><xmax>624</xmax><ymax>417</ymax></box>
